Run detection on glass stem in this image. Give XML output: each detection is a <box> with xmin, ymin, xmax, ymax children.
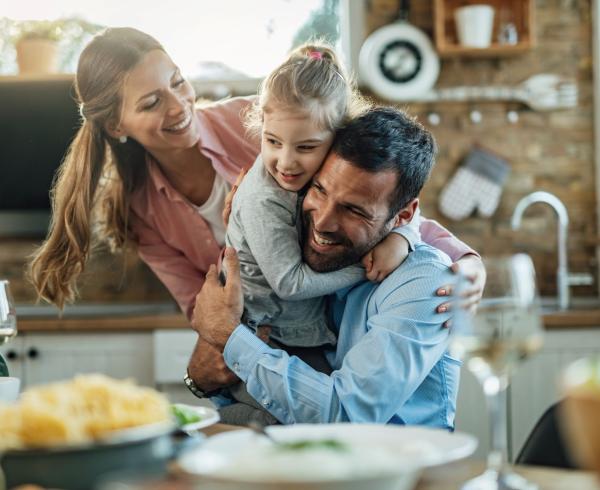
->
<box><xmin>483</xmin><ymin>375</ymin><xmax>508</xmax><ymax>477</ymax></box>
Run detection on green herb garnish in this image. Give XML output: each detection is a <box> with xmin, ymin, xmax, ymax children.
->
<box><xmin>171</xmin><ymin>404</ymin><xmax>202</xmax><ymax>426</ymax></box>
<box><xmin>276</xmin><ymin>439</ymin><xmax>348</xmax><ymax>451</ymax></box>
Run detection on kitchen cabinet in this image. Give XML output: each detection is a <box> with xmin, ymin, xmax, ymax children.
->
<box><xmin>0</xmin><ymin>332</ymin><xmax>154</xmax><ymax>389</ymax></box>
<box><xmin>153</xmin><ymin>329</ymin><xmax>213</xmax><ymax>406</ymax></box>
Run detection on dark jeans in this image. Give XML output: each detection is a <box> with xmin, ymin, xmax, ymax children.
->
<box><xmin>218</xmin><ymin>340</ymin><xmax>333</xmax><ymax>426</ymax></box>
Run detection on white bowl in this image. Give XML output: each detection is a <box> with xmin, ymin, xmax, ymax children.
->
<box><xmin>0</xmin><ymin>377</ymin><xmax>20</xmax><ymax>403</ymax></box>
<box><xmin>177</xmin><ymin>424</ymin><xmax>477</xmax><ymax>490</ymax></box>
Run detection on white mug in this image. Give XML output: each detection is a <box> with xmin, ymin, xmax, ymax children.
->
<box><xmin>454</xmin><ymin>4</ymin><xmax>495</xmax><ymax>48</ymax></box>
<box><xmin>0</xmin><ymin>377</ymin><xmax>20</xmax><ymax>403</ymax></box>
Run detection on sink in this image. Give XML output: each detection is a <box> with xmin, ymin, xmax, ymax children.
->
<box><xmin>15</xmin><ymin>302</ymin><xmax>180</xmax><ymax>319</ymax></box>
<box><xmin>541</xmin><ymin>297</ymin><xmax>600</xmax><ymax>315</ymax></box>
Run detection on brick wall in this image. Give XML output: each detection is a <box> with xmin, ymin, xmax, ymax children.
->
<box><xmin>366</xmin><ymin>0</ymin><xmax>598</xmax><ymax>296</ymax></box>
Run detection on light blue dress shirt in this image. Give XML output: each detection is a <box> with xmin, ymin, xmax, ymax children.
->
<box><xmin>222</xmin><ymin>243</ymin><xmax>461</xmax><ymax>429</ymax></box>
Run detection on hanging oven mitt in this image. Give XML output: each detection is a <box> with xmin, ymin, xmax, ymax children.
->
<box><xmin>439</xmin><ymin>146</ymin><xmax>510</xmax><ymax>220</ymax></box>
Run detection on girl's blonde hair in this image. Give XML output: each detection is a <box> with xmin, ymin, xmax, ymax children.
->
<box><xmin>246</xmin><ymin>41</ymin><xmax>368</xmax><ymax>135</ymax></box>
<box><xmin>29</xmin><ymin>27</ymin><xmax>164</xmax><ymax>309</ymax></box>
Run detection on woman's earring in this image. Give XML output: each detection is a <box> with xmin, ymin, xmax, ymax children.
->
<box><xmin>119</xmin><ymin>135</ymin><xmax>128</xmax><ymax>144</ymax></box>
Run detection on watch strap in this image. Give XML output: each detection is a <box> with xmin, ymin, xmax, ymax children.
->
<box><xmin>183</xmin><ymin>371</ymin><xmax>221</xmax><ymax>399</ymax></box>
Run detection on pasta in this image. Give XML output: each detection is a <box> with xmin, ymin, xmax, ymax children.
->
<box><xmin>0</xmin><ymin>374</ymin><xmax>171</xmax><ymax>450</ymax></box>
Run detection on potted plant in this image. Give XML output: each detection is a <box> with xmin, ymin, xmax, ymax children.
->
<box><xmin>13</xmin><ymin>18</ymin><xmax>102</xmax><ymax>75</ymax></box>
<box><xmin>14</xmin><ymin>20</ymin><xmax>62</xmax><ymax>75</ymax></box>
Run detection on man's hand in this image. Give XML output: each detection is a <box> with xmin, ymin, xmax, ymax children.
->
<box><xmin>191</xmin><ymin>247</ymin><xmax>244</xmax><ymax>350</ymax></box>
<box><xmin>187</xmin><ymin>335</ymin><xmax>239</xmax><ymax>392</ymax></box>
<box><xmin>436</xmin><ymin>254</ymin><xmax>486</xmax><ymax>326</ymax></box>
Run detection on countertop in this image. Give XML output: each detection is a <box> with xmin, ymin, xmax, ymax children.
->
<box><xmin>14</xmin><ymin>303</ymin><xmax>600</xmax><ymax>332</ymax></box>
<box><xmin>15</xmin><ymin>303</ymin><xmax>189</xmax><ymax>332</ymax></box>
<box><xmin>18</xmin><ymin>309</ymin><xmax>600</xmax><ymax>332</ymax></box>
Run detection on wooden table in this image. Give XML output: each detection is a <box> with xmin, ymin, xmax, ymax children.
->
<box><xmin>417</xmin><ymin>460</ymin><xmax>598</xmax><ymax>489</ymax></box>
<box><xmin>197</xmin><ymin>424</ymin><xmax>599</xmax><ymax>490</ymax></box>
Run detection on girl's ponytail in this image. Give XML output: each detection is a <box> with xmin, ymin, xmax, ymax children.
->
<box><xmin>246</xmin><ymin>40</ymin><xmax>370</xmax><ymax>136</ymax></box>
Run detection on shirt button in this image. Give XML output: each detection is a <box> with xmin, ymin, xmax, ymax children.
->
<box><xmin>232</xmin><ymin>362</ymin><xmax>240</xmax><ymax>372</ymax></box>
<box><xmin>262</xmin><ymin>399</ymin><xmax>271</xmax><ymax>408</ymax></box>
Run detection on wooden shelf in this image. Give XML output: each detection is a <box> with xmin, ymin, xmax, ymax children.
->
<box><xmin>434</xmin><ymin>0</ymin><xmax>535</xmax><ymax>58</ymax></box>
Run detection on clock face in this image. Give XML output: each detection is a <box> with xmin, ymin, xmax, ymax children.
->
<box><xmin>359</xmin><ymin>22</ymin><xmax>440</xmax><ymax>100</ymax></box>
<box><xmin>379</xmin><ymin>40</ymin><xmax>423</xmax><ymax>84</ymax></box>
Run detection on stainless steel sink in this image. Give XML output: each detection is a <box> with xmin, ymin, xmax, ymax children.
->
<box><xmin>15</xmin><ymin>302</ymin><xmax>180</xmax><ymax>319</ymax></box>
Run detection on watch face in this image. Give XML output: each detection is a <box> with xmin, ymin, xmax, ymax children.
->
<box><xmin>378</xmin><ymin>40</ymin><xmax>423</xmax><ymax>84</ymax></box>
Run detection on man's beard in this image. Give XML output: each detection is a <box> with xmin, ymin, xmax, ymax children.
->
<box><xmin>301</xmin><ymin>211</ymin><xmax>391</xmax><ymax>273</ymax></box>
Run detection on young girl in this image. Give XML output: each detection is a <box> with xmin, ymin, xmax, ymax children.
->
<box><xmin>221</xmin><ymin>43</ymin><xmax>423</xmax><ymax>424</ymax></box>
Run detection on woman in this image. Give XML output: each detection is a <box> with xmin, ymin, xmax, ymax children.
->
<box><xmin>29</xmin><ymin>27</ymin><xmax>483</xmax><ymax>320</ymax></box>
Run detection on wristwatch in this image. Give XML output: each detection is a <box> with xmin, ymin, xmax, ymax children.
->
<box><xmin>183</xmin><ymin>370</ymin><xmax>220</xmax><ymax>399</ymax></box>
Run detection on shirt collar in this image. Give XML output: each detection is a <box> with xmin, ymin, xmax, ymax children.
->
<box><xmin>145</xmin><ymin>154</ymin><xmax>186</xmax><ymax>204</ymax></box>
<box><xmin>195</xmin><ymin>108</ymin><xmax>228</xmax><ymax>159</ymax></box>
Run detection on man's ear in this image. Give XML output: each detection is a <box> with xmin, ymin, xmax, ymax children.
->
<box><xmin>392</xmin><ymin>198</ymin><xmax>419</xmax><ymax>227</ymax></box>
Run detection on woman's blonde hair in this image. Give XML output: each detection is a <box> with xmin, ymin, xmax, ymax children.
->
<box><xmin>246</xmin><ymin>40</ymin><xmax>368</xmax><ymax>135</ymax></box>
<box><xmin>29</xmin><ymin>27</ymin><xmax>164</xmax><ymax>309</ymax></box>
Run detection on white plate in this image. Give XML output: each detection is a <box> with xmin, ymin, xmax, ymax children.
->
<box><xmin>177</xmin><ymin>424</ymin><xmax>477</xmax><ymax>489</ymax></box>
<box><xmin>174</xmin><ymin>404</ymin><xmax>220</xmax><ymax>431</ymax></box>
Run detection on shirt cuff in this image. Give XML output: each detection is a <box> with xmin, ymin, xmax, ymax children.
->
<box><xmin>223</xmin><ymin>324</ymin><xmax>271</xmax><ymax>382</ymax></box>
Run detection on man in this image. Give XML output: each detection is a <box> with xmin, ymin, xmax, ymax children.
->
<box><xmin>187</xmin><ymin>107</ymin><xmax>477</xmax><ymax>428</ymax></box>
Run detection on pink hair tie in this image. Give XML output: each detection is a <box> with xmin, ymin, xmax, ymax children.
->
<box><xmin>309</xmin><ymin>51</ymin><xmax>323</xmax><ymax>60</ymax></box>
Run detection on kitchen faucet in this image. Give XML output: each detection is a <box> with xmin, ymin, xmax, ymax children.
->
<box><xmin>511</xmin><ymin>191</ymin><xmax>593</xmax><ymax>310</ymax></box>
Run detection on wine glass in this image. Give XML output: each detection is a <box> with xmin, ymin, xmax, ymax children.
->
<box><xmin>451</xmin><ymin>254</ymin><xmax>543</xmax><ymax>490</ymax></box>
<box><xmin>0</xmin><ymin>280</ymin><xmax>17</xmax><ymax>346</ymax></box>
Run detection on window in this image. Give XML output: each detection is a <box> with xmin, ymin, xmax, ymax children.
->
<box><xmin>1</xmin><ymin>0</ymin><xmax>346</xmax><ymax>94</ymax></box>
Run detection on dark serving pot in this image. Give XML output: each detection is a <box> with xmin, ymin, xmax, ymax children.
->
<box><xmin>1</xmin><ymin>422</ymin><xmax>203</xmax><ymax>490</ymax></box>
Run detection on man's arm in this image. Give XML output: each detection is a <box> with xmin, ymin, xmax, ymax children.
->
<box><xmin>194</xmin><ymin>248</ymin><xmax>454</xmax><ymax>423</ymax></box>
<box><xmin>187</xmin><ymin>335</ymin><xmax>239</xmax><ymax>393</ymax></box>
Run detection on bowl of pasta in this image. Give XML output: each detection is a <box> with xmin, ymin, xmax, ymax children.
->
<box><xmin>0</xmin><ymin>374</ymin><xmax>201</xmax><ymax>490</ymax></box>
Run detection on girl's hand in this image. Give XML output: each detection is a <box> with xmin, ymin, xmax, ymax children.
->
<box><xmin>436</xmin><ymin>254</ymin><xmax>486</xmax><ymax>326</ymax></box>
<box><xmin>361</xmin><ymin>233</ymin><xmax>410</xmax><ymax>282</ymax></box>
<box><xmin>222</xmin><ymin>168</ymin><xmax>248</xmax><ymax>227</ymax></box>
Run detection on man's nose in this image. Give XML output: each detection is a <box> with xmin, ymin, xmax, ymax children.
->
<box><xmin>312</xmin><ymin>201</ymin><xmax>338</xmax><ymax>232</ymax></box>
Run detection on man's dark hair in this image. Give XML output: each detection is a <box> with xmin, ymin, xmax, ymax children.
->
<box><xmin>331</xmin><ymin>106</ymin><xmax>437</xmax><ymax>219</ymax></box>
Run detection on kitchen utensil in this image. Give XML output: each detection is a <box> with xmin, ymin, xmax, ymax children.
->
<box><xmin>454</xmin><ymin>5</ymin><xmax>495</xmax><ymax>48</ymax></box>
<box><xmin>359</xmin><ymin>0</ymin><xmax>440</xmax><ymax>100</ymax></box>
<box><xmin>392</xmin><ymin>74</ymin><xmax>578</xmax><ymax>110</ymax></box>
<box><xmin>1</xmin><ymin>421</ymin><xmax>202</xmax><ymax>490</ymax></box>
<box><xmin>247</xmin><ymin>420</ymin><xmax>277</xmax><ymax>444</ymax></box>
<box><xmin>176</xmin><ymin>424</ymin><xmax>477</xmax><ymax>490</ymax></box>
